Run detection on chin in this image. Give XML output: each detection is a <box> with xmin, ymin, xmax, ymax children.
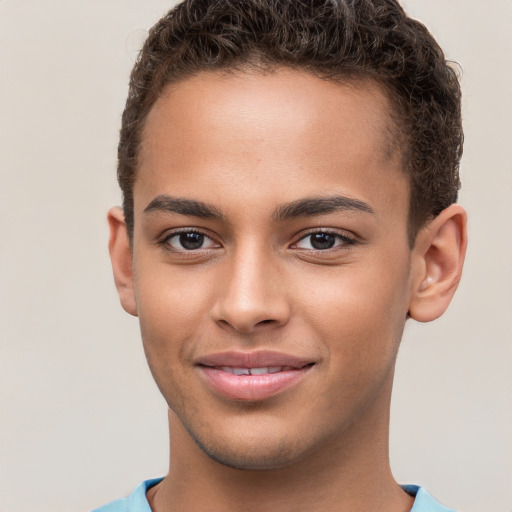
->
<box><xmin>197</xmin><ymin>442</ymin><xmax>304</xmax><ymax>471</ymax></box>
<box><xmin>184</xmin><ymin>420</ymin><xmax>308</xmax><ymax>471</ymax></box>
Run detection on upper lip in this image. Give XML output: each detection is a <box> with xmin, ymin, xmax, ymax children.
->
<box><xmin>196</xmin><ymin>350</ymin><xmax>314</xmax><ymax>369</ymax></box>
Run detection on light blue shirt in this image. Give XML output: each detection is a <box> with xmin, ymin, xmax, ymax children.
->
<box><xmin>92</xmin><ymin>479</ymin><xmax>456</xmax><ymax>512</ymax></box>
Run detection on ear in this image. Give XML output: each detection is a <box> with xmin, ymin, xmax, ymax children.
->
<box><xmin>408</xmin><ymin>204</ymin><xmax>467</xmax><ymax>322</ymax></box>
<box><xmin>107</xmin><ymin>207</ymin><xmax>138</xmax><ymax>316</ymax></box>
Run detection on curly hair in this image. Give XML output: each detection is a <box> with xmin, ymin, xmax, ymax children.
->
<box><xmin>118</xmin><ymin>0</ymin><xmax>462</xmax><ymax>244</ymax></box>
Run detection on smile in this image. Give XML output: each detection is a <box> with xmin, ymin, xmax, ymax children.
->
<box><xmin>216</xmin><ymin>366</ymin><xmax>294</xmax><ymax>375</ymax></box>
<box><xmin>196</xmin><ymin>351</ymin><xmax>315</xmax><ymax>401</ymax></box>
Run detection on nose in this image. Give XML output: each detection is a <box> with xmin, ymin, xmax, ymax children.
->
<box><xmin>211</xmin><ymin>247</ymin><xmax>291</xmax><ymax>334</ymax></box>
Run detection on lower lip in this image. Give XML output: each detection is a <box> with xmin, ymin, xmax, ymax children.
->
<box><xmin>199</xmin><ymin>366</ymin><xmax>312</xmax><ymax>401</ymax></box>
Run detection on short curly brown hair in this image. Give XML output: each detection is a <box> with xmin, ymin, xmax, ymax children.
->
<box><xmin>118</xmin><ymin>0</ymin><xmax>462</xmax><ymax>244</ymax></box>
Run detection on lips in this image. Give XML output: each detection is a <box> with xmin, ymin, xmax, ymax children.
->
<box><xmin>196</xmin><ymin>351</ymin><xmax>314</xmax><ymax>401</ymax></box>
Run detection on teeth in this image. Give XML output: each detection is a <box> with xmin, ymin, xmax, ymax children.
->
<box><xmin>267</xmin><ymin>366</ymin><xmax>285</xmax><ymax>374</ymax></box>
<box><xmin>250</xmin><ymin>367</ymin><xmax>271</xmax><ymax>375</ymax></box>
<box><xmin>229</xmin><ymin>367</ymin><xmax>251</xmax><ymax>375</ymax></box>
<box><xmin>219</xmin><ymin>366</ymin><xmax>289</xmax><ymax>375</ymax></box>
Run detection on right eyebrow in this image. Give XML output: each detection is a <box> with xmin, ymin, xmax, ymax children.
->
<box><xmin>143</xmin><ymin>195</ymin><xmax>224</xmax><ymax>219</ymax></box>
<box><xmin>272</xmin><ymin>195</ymin><xmax>376</xmax><ymax>221</ymax></box>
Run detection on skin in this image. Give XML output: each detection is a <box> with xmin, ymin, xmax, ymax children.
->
<box><xmin>109</xmin><ymin>68</ymin><xmax>467</xmax><ymax>512</ymax></box>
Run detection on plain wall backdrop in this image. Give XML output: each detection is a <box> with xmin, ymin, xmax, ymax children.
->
<box><xmin>0</xmin><ymin>1</ymin><xmax>511</xmax><ymax>511</ymax></box>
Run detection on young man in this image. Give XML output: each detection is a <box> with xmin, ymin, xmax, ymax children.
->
<box><xmin>97</xmin><ymin>0</ymin><xmax>467</xmax><ymax>510</ymax></box>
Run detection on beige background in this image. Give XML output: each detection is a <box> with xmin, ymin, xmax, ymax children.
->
<box><xmin>0</xmin><ymin>1</ymin><xmax>511</xmax><ymax>511</ymax></box>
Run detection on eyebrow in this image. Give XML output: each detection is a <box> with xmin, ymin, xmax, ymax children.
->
<box><xmin>143</xmin><ymin>194</ymin><xmax>375</xmax><ymax>222</ymax></box>
<box><xmin>272</xmin><ymin>195</ymin><xmax>375</xmax><ymax>221</ymax></box>
<box><xmin>144</xmin><ymin>195</ymin><xmax>224</xmax><ymax>219</ymax></box>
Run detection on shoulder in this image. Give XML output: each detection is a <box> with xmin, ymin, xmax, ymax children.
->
<box><xmin>91</xmin><ymin>478</ymin><xmax>163</xmax><ymax>512</ymax></box>
<box><xmin>403</xmin><ymin>485</ymin><xmax>457</xmax><ymax>512</ymax></box>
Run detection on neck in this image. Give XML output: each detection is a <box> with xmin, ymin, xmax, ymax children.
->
<box><xmin>148</xmin><ymin>378</ymin><xmax>412</xmax><ymax>512</ymax></box>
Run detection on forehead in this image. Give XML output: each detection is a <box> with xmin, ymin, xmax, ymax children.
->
<box><xmin>141</xmin><ymin>69</ymin><xmax>397</xmax><ymax>163</ymax></box>
<box><xmin>135</xmin><ymin>68</ymin><xmax>407</xmax><ymax>223</ymax></box>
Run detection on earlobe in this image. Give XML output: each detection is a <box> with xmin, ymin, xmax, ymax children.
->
<box><xmin>408</xmin><ymin>204</ymin><xmax>467</xmax><ymax>323</ymax></box>
<box><xmin>107</xmin><ymin>206</ymin><xmax>138</xmax><ymax>317</ymax></box>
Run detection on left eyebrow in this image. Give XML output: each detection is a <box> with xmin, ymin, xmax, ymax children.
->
<box><xmin>272</xmin><ymin>195</ymin><xmax>375</xmax><ymax>222</ymax></box>
<box><xmin>144</xmin><ymin>195</ymin><xmax>224</xmax><ymax>219</ymax></box>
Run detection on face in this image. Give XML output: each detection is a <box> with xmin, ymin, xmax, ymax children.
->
<box><xmin>128</xmin><ymin>69</ymin><xmax>415</xmax><ymax>469</ymax></box>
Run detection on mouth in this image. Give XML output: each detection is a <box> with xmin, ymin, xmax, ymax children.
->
<box><xmin>196</xmin><ymin>351</ymin><xmax>315</xmax><ymax>401</ymax></box>
<box><xmin>211</xmin><ymin>365</ymin><xmax>298</xmax><ymax>375</ymax></box>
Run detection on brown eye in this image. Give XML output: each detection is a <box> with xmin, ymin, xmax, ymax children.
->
<box><xmin>163</xmin><ymin>231</ymin><xmax>219</xmax><ymax>251</ymax></box>
<box><xmin>179</xmin><ymin>232</ymin><xmax>205</xmax><ymax>250</ymax></box>
<box><xmin>294</xmin><ymin>231</ymin><xmax>353</xmax><ymax>251</ymax></box>
<box><xmin>309</xmin><ymin>233</ymin><xmax>336</xmax><ymax>250</ymax></box>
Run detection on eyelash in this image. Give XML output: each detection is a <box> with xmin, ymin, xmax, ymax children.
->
<box><xmin>292</xmin><ymin>229</ymin><xmax>357</xmax><ymax>251</ymax></box>
<box><xmin>158</xmin><ymin>228</ymin><xmax>356</xmax><ymax>253</ymax></box>
<box><xmin>158</xmin><ymin>229</ymin><xmax>220</xmax><ymax>253</ymax></box>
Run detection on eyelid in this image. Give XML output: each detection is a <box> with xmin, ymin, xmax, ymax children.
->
<box><xmin>290</xmin><ymin>228</ymin><xmax>357</xmax><ymax>250</ymax></box>
<box><xmin>157</xmin><ymin>227</ymin><xmax>356</xmax><ymax>253</ymax></box>
<box><xmin>158</xmin><ymin>227</ymin><xmax>222</xmax><ymax>251</ymax></box>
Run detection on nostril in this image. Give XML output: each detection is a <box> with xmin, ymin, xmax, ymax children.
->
<box><xmin>211</xmin><ymin>295</ymin><xmax>291</xmax><ymax>333</ymax></box>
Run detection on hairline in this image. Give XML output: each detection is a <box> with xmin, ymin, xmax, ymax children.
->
<box><xmin>129</xmin><ymin>65</ymin><xmax>420</xmax><ymax>247</ymax></box>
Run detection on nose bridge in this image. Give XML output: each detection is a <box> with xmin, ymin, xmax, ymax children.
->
<box><xmin>212</xmin><ymin>240</ymin><xmax>290</xmax><ymax>333</ymax></box>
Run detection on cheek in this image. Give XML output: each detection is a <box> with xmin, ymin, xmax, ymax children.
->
<box><xmin>292</xmin><ymin>261</ymin><xmax>410</xmax><ymax>420</ymax></box>
<box><xmin>296</xmin><ymin>255</ymin><xmax>411</xmax><ymax>360</ymax></box>
<box><xmin>133</xmin><ymin>268</ymin><xmax>212</xmax><ymax>412</ymax></box>
<box><xmin>133</xmin><ymin>263</ymin><xmax>215</xmax><ymax>366</ymax></box>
